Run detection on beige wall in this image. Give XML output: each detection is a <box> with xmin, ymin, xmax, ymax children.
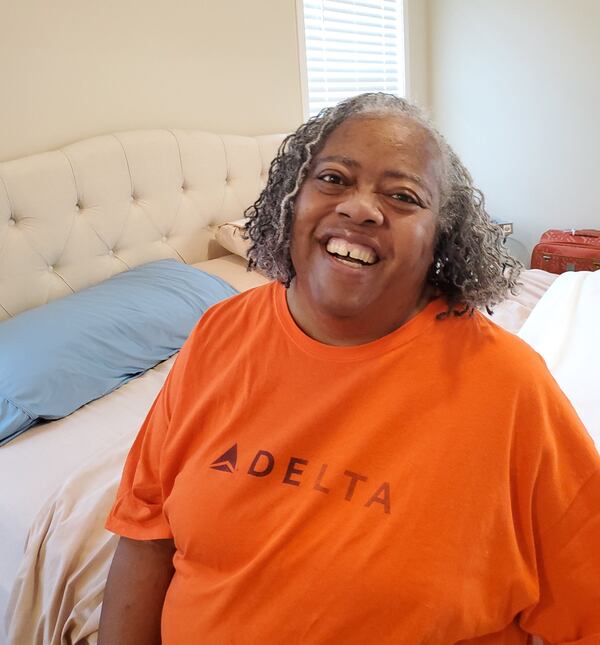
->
<box><xmin>0</xmin><ymin>0</ymin><xmax>304</xmax><ymax>162</ymax></box>
<box><xmin>428</xmin><ymin>0</ymin><xmax>600</xmax><ymax>265</ymax></box>
<box><xmin>404</xmin><ymin>0</ymin><xmax>431</xmax><ymax>111</ymax></box>
<box><xmin>14</xmin><ymin>0</ymin><xmax>593</xmax><ymax>264</ymax></box>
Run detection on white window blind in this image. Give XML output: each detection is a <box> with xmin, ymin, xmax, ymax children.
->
<box><xmin>302</xmin><ymin>0</ymin><xmax>405</xmax><ymax>116</ymax></box>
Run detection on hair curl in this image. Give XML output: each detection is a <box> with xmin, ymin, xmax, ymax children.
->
<box><xmin>245</xmin><ymin>92</ymin><xmax>521</xmax><ymax>317</ymax></box>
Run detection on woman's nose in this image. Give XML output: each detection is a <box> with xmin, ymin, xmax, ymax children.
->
<box><xmin>334</xmin><ymin>192</ymin><xmax>384</xmax><ymax>225</ymax></box>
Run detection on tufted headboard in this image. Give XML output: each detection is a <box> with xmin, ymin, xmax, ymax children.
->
<box><xmin>0</xmin><ymin>129</ymin><xmax>284</xmax><ymax>321</ymax></box>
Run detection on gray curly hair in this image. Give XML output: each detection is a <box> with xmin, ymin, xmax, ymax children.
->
<box><xmin>245</xmin><ymin>92</ymin><xmax>521</xmax><ymax>316</ymax></box>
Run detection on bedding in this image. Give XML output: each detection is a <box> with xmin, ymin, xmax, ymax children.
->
<box><xmin>481</xmin><ymin>268</ymin><xmax>558</xmax><ymax>333</ymax></box>
<box><xmin>3</xmin><ymin>356</ymin><xmax>176</xmax><ymax>645</ymax></box>
<box><xmin>518</xmin><ymin>269</ymin><xmax>600</xmax><ymax>445</ymax></box>
<box><xmin>0</xmin><ymin>256</ymin><xmax>269</xmax><ymax>643</ymax></box>
<box><xmin>0</xmin><ymin>260</ymin><xmax>237</xmax><ymax>445</ymax></box>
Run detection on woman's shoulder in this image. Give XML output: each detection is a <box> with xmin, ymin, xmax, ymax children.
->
<box><xmin>199</xmin><ymin>280</ymin><xmax>277</xmax><ymax>323</ymax></box>
<box><xmin>475</xmin><ymin>309</ymin><xmax>545</xmax><ymax>359</ymax></box>
<box><xmin>181</xmin><ymin>281</ymin><xmax>278</xmax><ymax>354</ymax></box>
<box><xmin>438</xmin><ymin>307</ymin><xmax>549</xmax><ymax>380</ymax></box>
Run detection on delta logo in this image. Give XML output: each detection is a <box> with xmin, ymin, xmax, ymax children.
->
<box><xmin>210</xmin><ymin>443</ymin><xmax>391</xmax><ymax>514</ymax></box>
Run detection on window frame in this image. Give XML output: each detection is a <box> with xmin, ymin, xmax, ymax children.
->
<box><xmin>295</xmin><ymin>0</ymin><xmax>411</xmax><ymax>120</ymax></box>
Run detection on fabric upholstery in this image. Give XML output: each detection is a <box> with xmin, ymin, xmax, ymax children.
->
<box><xmin>0</xmin><ymin>130</ymin><xmax>283</xmax><ymax>320</ymax></box>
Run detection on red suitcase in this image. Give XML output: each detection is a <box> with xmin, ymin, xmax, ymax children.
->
<box><xmin>530</xmin><ymin>229</ymin><xmax>600</xmax><ymax>274</ymax></box>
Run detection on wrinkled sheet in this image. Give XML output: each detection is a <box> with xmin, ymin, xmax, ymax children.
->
<box><xmin>3</xmin><ymin>357</ymin><xmax>175</xmax><ymax>645</ymax></box>
<box><xmin>6</xmin><ymin>446</ymin><xmax>125</xmax><ymax>645</ymax></box>
<box><xmin>482</xmin><ymin>268</ymin><xmax>558</xmax><ymax>334</ymax></box>
<box><xmin>3</xmin><ymin>268</ymin><xmax>564</xmax><ymax>645</ymax></box>
<box><xmin>519</xmin><ymin>270</ymin><xmax>600</xmax><ymax>448</ymax></box>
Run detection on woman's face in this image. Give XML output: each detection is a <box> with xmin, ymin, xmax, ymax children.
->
<box><xmin>289</xmin><ymin>114</ymin><xmax>443</xmax><ymax>331</ymax></box>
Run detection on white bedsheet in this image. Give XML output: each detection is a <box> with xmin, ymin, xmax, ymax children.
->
<box><xmin>0</xmin><ymin>356</ymin><xmax>175</xmax><ymax>644</ymax></box>
<box><xmin>482</xmin><ymin>269</ymin><xmax>558</xmax><ymax>333</ymax></box>
<box><xmin>518</xmin><ymin>270</ymin><xmax>600</xmax><ymax>448</ymax></box>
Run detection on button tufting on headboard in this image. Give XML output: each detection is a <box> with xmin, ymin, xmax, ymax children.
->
<box><xmin>0</xmin><ymin>129</ymin><xmax>285</xmax><ymax>320</ymax></box>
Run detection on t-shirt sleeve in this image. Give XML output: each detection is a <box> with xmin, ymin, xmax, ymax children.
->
<box><xmin>524</xmin><ymin>470</ymin><xmax>600</xmax><ymax>643</ymax></box>
<box><xmin>517</xmin><ymin>373</ymin><xmax>600</xmax><ymax>641</ymax></box>
<box><xmin>105</xmin><ymin>333</ymin><xmax>194</xmax><ymax>540</ymax></box>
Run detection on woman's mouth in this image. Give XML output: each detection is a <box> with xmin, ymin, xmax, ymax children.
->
<box><xmin>325</xmin><ymin>237</ymin><xmax>379</xmax><ymax>267</ymax></box>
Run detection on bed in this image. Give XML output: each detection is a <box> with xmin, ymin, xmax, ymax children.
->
<box><xmin>0</xmin><ymin>130</ymin><xmax>598</xmax><ymax>645</ymax></box>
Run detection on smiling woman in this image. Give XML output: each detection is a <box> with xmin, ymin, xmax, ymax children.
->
<box><xmin>99</xmin><ymin>94</ymin><xmax>600</xmax><ymax>644</ymax></box>
<box><xmin>286</xmin><ymin>113</ymin><xmax>442</xmax><ymax>344</ymax></box>
<box><xmin>246</xmin><ymin>93</ymin><xmax>520</xmax><ymax>321</ymax></box>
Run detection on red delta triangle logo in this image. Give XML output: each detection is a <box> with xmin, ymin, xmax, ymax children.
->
<box><xmin>209</xmin><ymin>444</ymin><xmax>238</xmax><ymax>473</ymax></box>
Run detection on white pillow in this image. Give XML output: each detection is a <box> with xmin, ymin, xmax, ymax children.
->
<box><xmin>216</xmin><ymin>218</ymin><xmax>251</xmax><ymax>259</ymax></box>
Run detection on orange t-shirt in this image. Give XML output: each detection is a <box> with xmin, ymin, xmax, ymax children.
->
<box><xmin>106</xmin><ymin>282</ymin><xmax>600</xmax><ymax>644</ymax></box>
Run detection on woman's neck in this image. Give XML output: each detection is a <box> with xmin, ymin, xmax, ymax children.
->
<box><xmin>285</xmin><ymin>281</ymin><xmax>437</xmax><ymax>346</ymax></box>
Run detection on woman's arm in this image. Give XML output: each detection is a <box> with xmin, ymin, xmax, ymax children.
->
<box><xmin>98</xmin><ymin>536</ymin><xmax>176</xmax><ymax>645</ymax></box>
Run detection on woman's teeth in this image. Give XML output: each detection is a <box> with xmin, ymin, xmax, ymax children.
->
<box><xmin>326</xmin><ymin>238</ymin><xmax>378</xmax><ymax>265</ymax></box>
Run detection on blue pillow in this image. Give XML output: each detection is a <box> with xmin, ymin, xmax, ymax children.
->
<box><xmin>0</xmin><ymin>260</ymin><xmax>238</xmax><ymax>445</ymax></box>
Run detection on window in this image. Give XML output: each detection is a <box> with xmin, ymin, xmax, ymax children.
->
<box><xmin>299</xmin><ymin>0</ymin><xmax>405</xmax><ymax>117</ymax></box>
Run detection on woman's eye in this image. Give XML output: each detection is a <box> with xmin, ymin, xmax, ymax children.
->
<box><xmin>391</xmin><ymin>192</ymin><xmax>418</xmax><ymax>205</ymax></box>
<box><xmin>318</xmin><ymin>173</ymin><xmax>345</xmax><ymax>185</ymax></box>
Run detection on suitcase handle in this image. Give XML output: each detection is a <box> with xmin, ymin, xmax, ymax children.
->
<box><xmin>570</xmin><ymin>229</ymin><xmax>600</xmax><ymax>238</ymax></box>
